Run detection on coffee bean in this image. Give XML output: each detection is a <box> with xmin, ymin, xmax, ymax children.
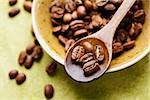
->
<box><xmin>84</xmin><ymin>0</ymin><xmax>93</xmax><ymax>10</ymax></box>
<box><xmin>51</xmin><ymin>6</ymin><xmax>64</xmax><ymax>19</ymax></box>
<box><xmin>63</xmin><ymin>13</ymin><xmax>72</xmax><ymax>23</ymax></box>
<box><xmin>46</xmin><ymin>61</ymin><xmax>57</xmax><ymax>76</ymax></box>
<box><xmin>83</xmin><ymin>60</ymin><xmax>97</xmax><ymax>69</ymax></box>
<box><xmin>77</xmin><ymin>6</ymin><xmax>87</xmax><ymax>18</ymax></box>
<box><xmin>134</xmin><ymin>9</ymin><xmax>145</xmax><ymax>23</ymax></box>
<box><xmin>18</xmin><ymin>51</ymin><xmax>27</xmax><ymax>65</ymax></box>
<box><xmin>72</xmin><ymin>11</ymin><xmax>78</xmax><ymax>20</ymax></box>
<box><xmin>8</xmin><ymin>8</ymin><xmax>20</xmax><ymax>17</ymax></box>
<box><xmin>58</xmin><ymin>35</ymin><xmax>68</xmax><ymax>45</ymax></box>
<box><xmin>72</xmin><ymin>46</ymin><xmax>85</xmax><ymax>61</ymax></box>
<box><xmin>61</xmin><ymin>24</ymin><xmax>69</xmax><ymax>33</ymax></box>
<box><xmin>26</xmin><ymin>43</ymin><xmax>36</xmax><ymax>55</ymax></box>
<box><xmin>9</xmin><ymin>0</ymin><xmax>17</xmax><ymax>6</ymax></box>
<box><xmin>82</xmin><ymin>42</ymin><xmax>94</xmax><ymax>52</ymax></box>
<box><xmin>112</xmin><ymin>42</ymin><xmax>123</xmax><ymax>54</ymax></box>
<box><xmin>32</xmin><ymin>46</ymin><xmax>43</xmax><ymax>61</ymax></box>
<box><xmin>52</xmin><ymin>26</ymin><xmax>62</xmax><ymax>35</ymax></box>
<box><xmin>9</xmin><ymin>69</ymin><xmax>18</xmax><ymax>79</ymax></box>
<box><xmin>75</xmin><ymin>0</ymin><xmax>83</xmax><ymax>5</ymax></box>
<box><xmin>95</xmin><ymin>45</ymin><xmax>105</xmax><ymax>62</ymax></box>
<box><xmin>24</xmin><ymin>55</ymin><xmax>33</xmax><ymax>69</ymax></box>
<box><xmin>117</xmin><ymin>29</ymin><xmax>127</xmax><ymax>43</ymax></box>
<box><xmin>16</xmin><ymin>73</ymin><xmax>26</xmax><ymax>85</ymax></box>
<box><xmin>65</xmin><ymin>39</ymin><xmax>75</xmax><ymax>52</ymax></box>
<box><xmin>96</xmin><ymin>0</ymin><xmax>108</xmax><ymax>7</ymax></box>
<box><xmin>104</xmin><ymin>4</ymin><xmax>116</xmax><ymax>11</ymax></box>
<box><xmin>65</xmin><ymin>1</ymin><xmax>76</xmax><ymax>13</ymax></box>
<box><xmin>83</xmin><ymin>63</ymin><xmax>100</xmax><ymax>76</ymax></box>
<box><xmin>74</xmin><ymin>29</ymin><xmax>88</xmax><ymax>36</ymax></box>
<box><xmin>92</xmin><ymin>14</ymin><xmax>103</xmax><ymax>28</ymax></box>
<box><xmin>44</xmin><ymin>84</ymin><xmax>54</xmax><ymax>99</ymax></box>
<box><xmin>123</xmin><ymin>40</ymin><xmax>135</xmax><ymax>50</ymax></box>
<box><xmin>24</xmin><ymin>1</ymin><xmax>32</xmax><ymax>13</ymax></box>
<box><xmin>79</xmin><ymin>53</ymin><xmax>94</xmax><ymax>63</ymax></box>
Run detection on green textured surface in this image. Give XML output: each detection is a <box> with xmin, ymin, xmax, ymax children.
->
<box><xmin>0</xmin><ymin>0</ymin><xmax>150</xmax><ymax>100</ymax></box>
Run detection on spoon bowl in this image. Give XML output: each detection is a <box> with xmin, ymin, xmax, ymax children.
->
<box><xmin>65</xmin><ymin>0</ymin><xmax>136</xmax><ymax>82</ymax></box>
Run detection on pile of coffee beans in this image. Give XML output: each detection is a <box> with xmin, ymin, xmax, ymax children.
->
<box><xmin>18</xmin><ymin>41</ymin><xmax>43</xmax><ymax>69</ymax></box>
<box><xmin>9</xmin><ymin>69</ymin><xmax>26</xmax><ymax>85</ymax></box>
<box><xmin>8</xmin><ymin>0</ymin><xmax>32</xmax><ymax>17</ymax></box>
<box><xmin>71</xmin><ymin>41</ymin><xmax>105</xmax><ymax>76</ymax></box>
<box><xmin>49</xmin><ymin>0</ymin><xmax>145</xmax><ymax>58</ymax></box>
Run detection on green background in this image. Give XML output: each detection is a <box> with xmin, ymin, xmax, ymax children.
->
<box><xmin>0</xmin><ymin>0</ymin><xmax>150</xmax><ymax>100</ymax></box>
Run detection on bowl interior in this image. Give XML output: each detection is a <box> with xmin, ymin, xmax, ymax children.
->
<box><xmin>32</xmin><ymin>0</ymin><xmax>150</xmax><ymax>72</ymax></box>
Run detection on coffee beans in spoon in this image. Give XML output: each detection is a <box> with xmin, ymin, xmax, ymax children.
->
<box><xmin>71</xmin><ymin>41</ymin><xmax>105</xmax><ymax>76</ymax></box>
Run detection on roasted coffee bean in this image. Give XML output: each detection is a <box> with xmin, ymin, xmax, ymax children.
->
<box><xmin>49</xmin><ymin>0</ymin><xmax>60</xmax><ymax>9</ymax></box>
<box><xmin>83</xmin><ymin>60</ymin><xmax>97</xmax><ymax>69</ymax></box>
<box><xmin>71</xmin><ymin>46</ymin><xmax>85</xmax><ymax>61</ymax></box>
<box><xmin>134</xmin><ymin>9</ymin><xmax>145</xmax><ymax>23</ymax></box>
<box><xmin>16</xmin><ymin>73</ymin><xmax>26</xmax><ymax>85</ymax></box>
<box><xmin>117</xmin><ymin>29</ymin><xmax>127</xmax><ymax>42</ymax></box>
<box><xmin>65</xmin><ymin>1</ymin><xmax>76</xmax><ymax>13</ymax></box>
<box><xmin>83</xmin><ymin>63</ymin><xmax>100</xmax><ymax>76</ymax></box>
<box><xmin>26</xmin><ymin>43</ymin><xmax>36</xmax><ymax>55</ymax></box>
<box><xmin>84</xmin><ymin>0</ymin><xmax>93</xmax><ymax>10</ymax></box>
<box><xmin>58</xmin><ymin>35</ymin><xmax>68</xmax><ymax>45</ymax></box>
<box><xmin>72</xmin><ymin>11</ymin><xmax>78</xmax><ymax>20</ymax></box>
<box><xmin>51</xmin><ymin>12</ymin><xmax>64</xmax><ymax>19</ymax></box>
<box><xmin>92</xmin><ymin>15</ymin><xmax>103</xmax><ymax>28</ymax></box>
<box><xmin>51</xmin><ymin>18</ymin><xmax>61</xmax><ymax>26</ymax></box>
<box><xmin>9</xmin><ymin>0</ymin><xmax>17</xmax><ymax>6</ymax></box>
<box><xmin>74</xmin><ymin>29</ymin><xmax>88</xmax><ymax>36</ymax></box>
<box><xmin>96</xmin><ymin>0</ymin><xmax>108</xmax><ymax>7</ymax></box>
<box><xmin>51</xmin><ymin>6</ymin><xmax>64</xmax><ymax>19</ymax></box>
<box><xmin>61</xmin><ymin>24</ymin><xmax>69</xmax><ymax>33</ymax></box>
<box><xmin>71</xmin><ymin>24</ymin><xmax>85</xmax><ymax>31</ymax></box>
<box><xmin>52</xmin><ymin>26</ymin><xmax>61</xmax><ymax>35</ymax></box>
<box><xmin>70</xmin><ymin>20</ymin><xmax>84</xmax><ymax>26</ymax></box>
<box><xmin>104</xmin><ymin>4</ymin><xmax>116</xmax><ymax>11</ymax></box>
<box><xmin>110</xmin><ymin>0</ymin><xmax>123</xmax><ymax>6</ymax></box>
<box><xmin>65</xmin><ymin>39</ymin><xmax>75</xmax><ymax>51</ymax></box>
<box><xmin>46</xmin><ymin>61</ymin><xmax>57</xmax><ymax>76</ymax></box>
<box><xmin>24</xmin><ymin>1</ymin><xmax>32</xmax><ymax>13</ymax></box>
<box><xmin>18</xmin><ymin>51</ymin><xmax>27</xmax><ymax>65</ymax></box>
<box><xmin>112</xmin><ymin>42</ymin><xmax>123</xmax><ymax>54</ymax></box>
<box><xmin>44</xmin><ymin>84</ymin><xmax>54</xmax><ymax>99</ymax></box>
<box><xmin>123</xmin><ymin>40</ymin><xmax>135</xmax><ymax>50</ymax></box>
<box><xmin>32</xmin><ymin>46</ymin><xmax>43</xmax><ymax>61</ymax></box>
<box><xmin>79</xmin><ymin>53</ymin><xmax>94</xmax><ymax>63</ymax></box>
<box><xmin>8</xmin><ymin>8</ymin><xmax>20</xmax><ymax>17</ymax></box>
<box><xmin>82</xmin><ymin>42</ymin><xmax>94</xmax><ymax>52</ymax></box>
<box><xmin>95</xmin><ymin>45</ymin><xmax>105</xmax><ymax>62</ymax></box>
<box><xmin>63</xmin><ymin>13</ymin><xmax>72</xmax><ymax>23</ymax></box>
<box><xmin>24</xmin><ymin>55</ymin><xmax>33</xmax><ymax>69</ymax></box>
<box><xmin>129</xmin><ymin>22</ymin><xmax>142</xmax><ymax>38</ymax></box>
<box><xmin>77</xmin><ymin>6</ymin><xmax>87</xmax><ymax>18</ymax></box>
<box><xmin>9</xmin><ymin>69</ymin><xmax>18</xmax><ymax>79</ymax></box>
<box><xmin>83</xmin><ymin>16</ymin><xmax>92</xmax><ymax>22</ymax></box>
<box><xmin>75</xmin><ymin>0</ymin><xmax>83</xmax><ymax>5</ymax></box>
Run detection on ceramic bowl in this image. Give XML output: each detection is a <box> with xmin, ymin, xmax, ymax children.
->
<box><xmin>32</xmin><ymin>0</ymin><xmax>150</xmax><ymax>72</ymax></box>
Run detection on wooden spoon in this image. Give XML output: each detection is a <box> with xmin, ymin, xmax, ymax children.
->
<box><xmin>65</xmin><ymin>0</ymin><xmax>136</xmax><ymax>82</ymax></box>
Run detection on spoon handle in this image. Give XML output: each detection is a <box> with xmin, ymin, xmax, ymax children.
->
<box><xmin>109</xmin><ymin>0</ymin><xmax>136</xmax><ymax>30</ymax></box>
<box><xmin>94</xmin><ymin>0</ymin><xmax>136</xmax><ymax>43</ymax></box>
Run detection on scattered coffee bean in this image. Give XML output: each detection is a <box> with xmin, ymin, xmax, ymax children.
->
<box><xmin>18</xmin><ymin>51</ymin><xmax>27</xmax><ymax>65</ymax></box>
<box><xmin>32</xmin><ymin>46</ymin><xmax>43</xmax><ymax>61</ymax></box>
<box><xmin>44</xmin><ymin>84</ymin><xmax>54</xmax><ymax>99</ymax></box>
<box><xmin>16</xmin><ymin>73</ymin><xmax>26</xmax><ymax>85</ymax></box>
<box><xmin>8</xmin><ymin>7</ymin><xmax>20</xmax><ymax>17</ymax></box>
<box><xmin>24</xmin><ymin>55</ymin><xmax>33</xmax><ymax>69</ymax></box>
<box><xmin>26</xmin><ymin>43</ymin><xmax>36</xmax><ymax>55</ymax></box>
<box><xmin>9</xmin><ymin>0</ymin><xmax>17</xmax><ymax>6</ymax></box>
<box><xmin>9</xmin><ymin>69</ymin><xmax>18</xmax><ymax>79</ymax></box>
<box><xmin>24</xmin><ymin>1</ymin><xmax>32</xmax><ymax>13</ymax></box>
<box><xmin>46</xmin><ymin>61</ymin><xmax>57</xmax><ymax>76</ymax></box>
